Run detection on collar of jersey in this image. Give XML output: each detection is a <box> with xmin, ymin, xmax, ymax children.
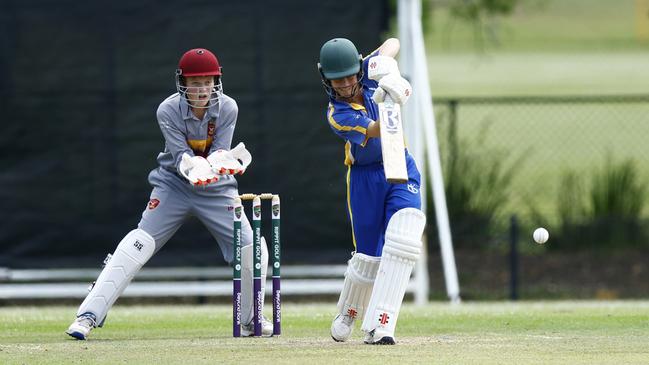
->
<box><xmin>348</xmin><ymin>102</ymin><xmax>366</xmax><ymax>111</ymax></box>
<box><xmin>331</xmin><ymin>97</ymin><xmax>367</xmax><ymax>112</ymax></box>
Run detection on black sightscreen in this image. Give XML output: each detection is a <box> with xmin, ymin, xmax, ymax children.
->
<box><xmin>0</xmin><ymin>0</ymin><xmax>388</xmax><ymax>267</ymax></box>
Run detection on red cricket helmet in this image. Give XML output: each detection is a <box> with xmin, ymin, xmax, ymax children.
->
<box><xmin>175</xmin><ymin>48</ymin><xmax>223</xmax><ymax>109</ymax></box>
<box><xmin>177</xmin><ymin>48</ymin><xmax>222</xmax><ymax>77</ymax></box>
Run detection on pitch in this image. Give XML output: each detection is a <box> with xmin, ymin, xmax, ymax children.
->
<box><xmin>1</xmin><ymin>301</ymin><xmax>647</xmax><ymax>364</ymax></box>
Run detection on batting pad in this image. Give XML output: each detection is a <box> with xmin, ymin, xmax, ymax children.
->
<box><xmin>361</xmin><ymin>208</ymin><xmax>426</xmax><ymax>337</ymax></box>
<box><xmin>336</xmin><ymin>253</ymin><xmax>381</xmax><ymax>321</ymax></box>
<box><xmin>77</xmin><ymin>229</ymin><xmax>155</xmax><ymax>324</ymax></box>
<box><xmin>241</xmin><ymin>236</ymin><xmax>268</xmax><ymax>325</ymax></box>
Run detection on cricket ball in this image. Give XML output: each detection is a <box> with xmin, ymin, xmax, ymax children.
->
<box><xmin>533</xmin><ymin>227</ymin><xmax>549</xmax><ymax>244</ymax></box>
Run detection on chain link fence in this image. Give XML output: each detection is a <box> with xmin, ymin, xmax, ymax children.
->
<box><xmin>431</xmin><ymin>95</ymin><xmax>649</xmax><ymax>249</ymax></box>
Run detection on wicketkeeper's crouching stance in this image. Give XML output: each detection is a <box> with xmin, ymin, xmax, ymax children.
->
<box><xmin>67</xmin><ymin>48</ymin><xmax>272</xmax><ymax>340</ymax></box>
<box><xmin>318</xmin><ymin>38</ymin><xmax>425</xmax><ymax>345</ymax></box>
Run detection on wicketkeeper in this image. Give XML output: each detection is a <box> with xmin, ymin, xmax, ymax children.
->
<box><xmin>318</xmin><ymin>38</ymin><xmax>426</xmax><ymax>345</ymax></box>
<box><xmin>66</xmin><ymin>48</ymin><xmax>272</xmax><ymax>340</ymax></box>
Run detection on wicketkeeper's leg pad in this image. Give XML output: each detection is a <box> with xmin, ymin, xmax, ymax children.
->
<box><xmin>336</xmin><ymin>253</ymin><xmax>381</xmax><ymax>321</ymax></box>
<box><xmin>240</xmin><ymin>236</ymin><xmax>269</xmax><ymax>326</ymax></box>
<box><xmin>76</xmin><ymin>229</ymin><xmax>155</xmax><ymax>325</ymax></box>
<box><xmin>361</xmin><ymin>208</ymin><xmax>426</xmax><ymax>339</ymax></box>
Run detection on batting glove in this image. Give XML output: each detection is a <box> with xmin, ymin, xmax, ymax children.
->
<box><xmin>368</xmin><ymin>55</ymin><xmax>400</xmax><ymax>82</ymax></box>
<box><xmin>373</xmin><ymin>73</ymin><xmax>412</xmax><ymax>105</ymax></box>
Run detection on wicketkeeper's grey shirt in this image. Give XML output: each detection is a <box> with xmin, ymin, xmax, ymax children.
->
<box><xmin>155</xmin><ymin>92</ymin><xmax>238</xmax><ymax>172</ymax></box>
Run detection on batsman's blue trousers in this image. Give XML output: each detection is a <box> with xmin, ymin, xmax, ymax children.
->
<box><xmin>346</xmin><ymin>153</ymin><xmax>422</xmax><ymax>257</ymax></box>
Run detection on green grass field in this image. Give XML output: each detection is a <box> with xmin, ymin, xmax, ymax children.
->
<box><xmin>424</xmin><ymin>0</ymin><xmax>649</xmax><ymax>96</ymax></box>
<box><xmin>425</xmin><ymin>0</ymin><xmax>648</xmax><ymax>53</ymax></box>
<box><xmin>1</xmin><ymin>302</ymin><xmax>648</xmax><ymax>364</ymax></box>
<box><xmin>428</xmin><ymin>52</ymin><xmax>649</xmax><ymax>97</ymax></box>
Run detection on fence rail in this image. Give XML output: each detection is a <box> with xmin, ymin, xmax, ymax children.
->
<box><xmin>0</xmin><ymin>266</ymin><xmax>423</xmax><ymax>300</ymax></box>
<box><xmin>436</xmin><ymin>94</ymin><xmax>649</xmax><ymax>104</ymax></box>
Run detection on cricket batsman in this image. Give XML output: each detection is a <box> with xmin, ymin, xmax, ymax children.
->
<box><xmin>66</xmin><ymin>48</ymin><xmax>272</xmax><ymax>339</ymax></box>
<box><xmin>318</xmin><ymin>38</ymin><xmax>426</xmax><ymax>345</ymax></box>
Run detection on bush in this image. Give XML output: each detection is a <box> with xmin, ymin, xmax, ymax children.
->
<box><xmin>547</xmin><ymin>156</ymin><xmax>649</xmax><ymax>250</ymax></box>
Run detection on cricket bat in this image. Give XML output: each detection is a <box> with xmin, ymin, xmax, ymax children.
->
<box><xmin>378</xmin><ymin>94</ymin><xmax>408</xmax><ymax>184</ymax></box>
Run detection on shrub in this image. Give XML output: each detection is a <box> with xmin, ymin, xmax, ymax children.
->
<box><xmin>548</xmin><ymin>156</ymin><xmax>648</xmax><ymax>250</ymax></box>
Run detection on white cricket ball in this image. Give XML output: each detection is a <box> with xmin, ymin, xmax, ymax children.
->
<box><xmin>533</xmin><ymin>227</ymin><xmax>549</xmax><ymax>244</ymax></box>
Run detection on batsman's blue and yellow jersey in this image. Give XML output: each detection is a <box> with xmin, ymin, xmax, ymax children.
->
<box><xmin>324</xmin><ymin>51</ymin><xmax>422</xmax><ymax>257</ymax></box>
<box><xmin>326</xmin><ymin>51</ymin><xmax>383</xmax><ymax>166</ymax></box>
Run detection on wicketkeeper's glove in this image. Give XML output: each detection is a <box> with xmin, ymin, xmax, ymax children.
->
<box><xmin>178</xmin><ymin>153</ymin><xmax>219</xmax><ymax>186</ymax></box>
<box><xmin>206</xmin><ymin>142</ymin><xmax>252</xmax><ymax>175</ymax></box>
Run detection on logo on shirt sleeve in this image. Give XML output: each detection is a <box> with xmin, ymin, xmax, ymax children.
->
<box><xmin>148</xmin><ymin>198</ymin><xmax>160</xmax><ymax>210</ymax></box>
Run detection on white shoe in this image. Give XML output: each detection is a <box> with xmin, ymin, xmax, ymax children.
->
<box><xmin>66</xmin><ymin>313</ymin><xmax>97</xmax><ymax>340</ymax></box>
<box><xmin>331</xmin><ymin>314</ymin><xmax>355</xmax><ymax>342</ymax></box>
<box><xmin>363</xmin><ymin>329</ymin><xmax>395</xmax><ymax>345</ymax></box>
<box><xmin>241</xmin><ymin>315</ymin><xmax>274</xmax><ymax>337</ymax></box>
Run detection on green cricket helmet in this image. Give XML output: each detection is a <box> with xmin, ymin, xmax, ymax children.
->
<box><xmin>317</xmin><ymin>38</ymin><xmax>364</xmax><ymax>99</ymax></box>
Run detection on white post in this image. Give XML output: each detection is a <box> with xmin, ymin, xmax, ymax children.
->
<box><xmin>398</xmin><ymin>0</ymin><xmax>428</xmax><ymax>306</ymax></box>
<box><xmin>398</xmin><ymin>0</ymin><xmax>461</xmax><ymax>303</ymax></box>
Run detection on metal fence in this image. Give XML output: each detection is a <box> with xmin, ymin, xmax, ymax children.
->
<box><xmin>0</xmin><ymin>265</ymin><xmax>427</xmax><ymax>302</ymax></box>
<box><xmin>431</xmin><ymin>94</ymin><xmax>649</xmax><ymax>246</ymax></box>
